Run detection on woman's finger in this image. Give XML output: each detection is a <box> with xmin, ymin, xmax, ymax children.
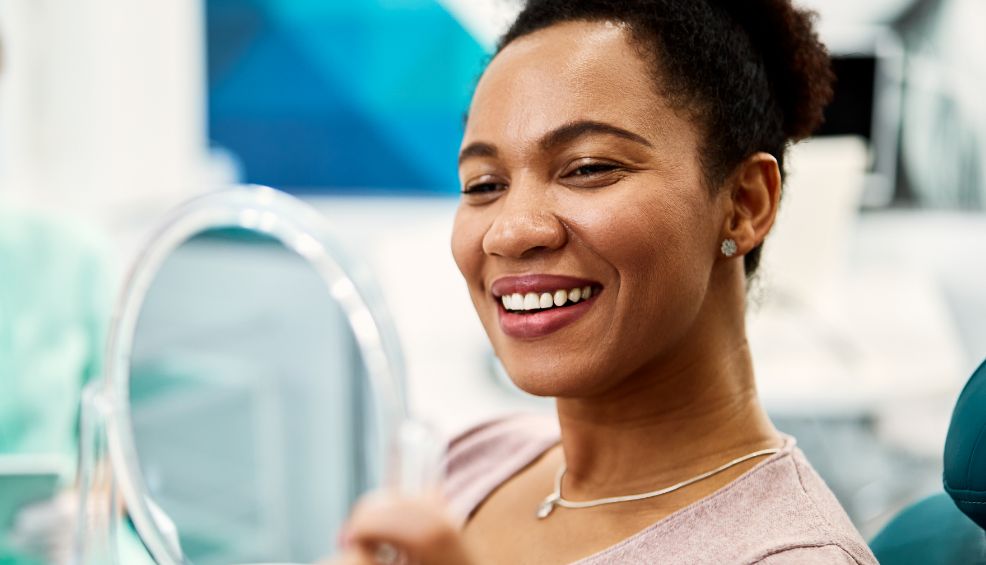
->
<box><xmin>317</xmin><ymin>544</ymin><xmax>379</xmax><ymax>565</ymax></box>
<box><xmin>345</xmin><ymin>490</ymin><xmax>473</xmax><ymax>565</ymax></box>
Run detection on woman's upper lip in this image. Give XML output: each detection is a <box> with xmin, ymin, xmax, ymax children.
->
<box><xmin>490</xmin><ymin>274</ymin><xmax>601</xmax><ymax>297</ymax></box>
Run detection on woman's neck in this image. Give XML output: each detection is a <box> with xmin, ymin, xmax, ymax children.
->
<box><xmin>553</xmin><ymin>337</ymin><xmax>780</xmax><ymax>497</ymax></box>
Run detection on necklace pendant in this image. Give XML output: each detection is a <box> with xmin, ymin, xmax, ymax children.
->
<box><xmin>536</xmin><ymin>496</ymin><xmax>557</xmax><ymax>519</ymax></box>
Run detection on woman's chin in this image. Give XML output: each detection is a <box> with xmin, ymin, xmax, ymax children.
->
<box><xmin>501</xmin><ymin>363</ymin><xmax>606</xmax><ymax>398</ymax></box>
<box><xmin>508</xmin><ymin>376</ymin><xmax>561</xmax><ymax>398</ymax></box>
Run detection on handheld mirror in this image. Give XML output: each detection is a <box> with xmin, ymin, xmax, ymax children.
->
<box><xmin>77</xmin><ymin>187</ymin><xmax>434</xmax><ymax>565</ymax></box>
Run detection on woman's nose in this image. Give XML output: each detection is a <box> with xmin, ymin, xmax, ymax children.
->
<box><xmin>481</xmin><ymin>186</ymin><xmax>567</xmax><ymax>259</ymax></box>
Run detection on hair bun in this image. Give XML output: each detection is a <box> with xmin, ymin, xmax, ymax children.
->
<box><xmin>716</xmin><ymin>0</ymin><xmax>835</xmax><ymax>140</ymax></box>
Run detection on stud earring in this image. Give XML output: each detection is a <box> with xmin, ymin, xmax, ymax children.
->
<box><xmin>721</xmin><ymin>239</ymin><xmax>738</xmax><ymax>257</ymax></box>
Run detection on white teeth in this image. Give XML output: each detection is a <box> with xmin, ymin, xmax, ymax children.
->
<box><xmin>553</xmin><ymin>289</ymin><xmax>567</xmax><ymax>307</ymax></box>
<box><xmin>500</xmin><ymin>286</ymin><xmax>598</xmax><ymax>311</ymax></box>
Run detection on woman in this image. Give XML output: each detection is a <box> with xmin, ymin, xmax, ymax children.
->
<box><xmin>338</xmin><ymin>0</ymin><xmax>878</xmax><ymax>563</ymax></box>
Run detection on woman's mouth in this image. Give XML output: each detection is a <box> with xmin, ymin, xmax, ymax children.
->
<box><xmin>490</xmin><ymin>275</ymin><xmax>602</xmax><ymax>339</ymax></box>
<box><xmin>499</xmin><ymin>285</ymin><xmax>595</xmax><ymax>313</ymax></box>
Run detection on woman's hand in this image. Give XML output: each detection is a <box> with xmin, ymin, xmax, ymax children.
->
<box><xmin>331</xmin><ymin>490</ymin><xmax>475</xmax><ymax>565</ymax></box>
<box><xmin>8</xmin><ymin>488</ymin><xmax>78</xmax><ymax>565</ymax></box>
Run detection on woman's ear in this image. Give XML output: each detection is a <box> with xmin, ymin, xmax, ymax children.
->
<box><xmin>720</xmin><ymin>152</ymin><xmax>782</xmax><ymax>257</ymax></box>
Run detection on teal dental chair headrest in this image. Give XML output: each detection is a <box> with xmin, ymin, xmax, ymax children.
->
<box><xmin>944</xmin><ymin>358</ymin><xmax>986</xmax><ymax>530</ymax></box>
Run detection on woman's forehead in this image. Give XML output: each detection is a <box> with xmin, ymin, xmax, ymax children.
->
<box><xmin>464</xmin><ymin>20</ymin><xmax>679</xmax><ymax>150</ymax></box>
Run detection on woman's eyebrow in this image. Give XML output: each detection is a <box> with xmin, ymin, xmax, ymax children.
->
<box><xmin>458</xmin><ymin>121</ymin><xmax>651</xmax><ymax>165</ymax></box>
<box><xmin>540</xmin><ymin>121</ymin><xmax>653</xmax><ymax>150</ymax></box>
<box><xmin>458</xmin><ymin>142</ymin><xmax>498</xmax><ymax>165</ymax></box>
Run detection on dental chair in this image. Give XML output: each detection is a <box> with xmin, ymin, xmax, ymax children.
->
<box><xmin>870</xmin><ymin>358</ymin><xmax>986</xmax><ymax>564</ymax></box>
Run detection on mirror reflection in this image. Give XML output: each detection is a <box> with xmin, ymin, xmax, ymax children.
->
<box><xmin>128</xmin><ymin>227</ymin><xmax>381</xmax><ymax>564</ymax></box>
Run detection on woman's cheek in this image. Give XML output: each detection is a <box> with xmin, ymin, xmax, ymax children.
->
<box><xmin>450</xmin><ymin>208</ymin><xmax>483</xmax><ymax>281</ymax></box>
<box><xmin>562</xmin><ymin>190</ymin><xmax>678</xmax><ymax>269</ymax></box>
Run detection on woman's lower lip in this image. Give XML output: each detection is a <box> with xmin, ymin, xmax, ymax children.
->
<box><xmin>497</xmin><ymin>295</ymin><xmax>598</xmax><ymax>339</ymax></box>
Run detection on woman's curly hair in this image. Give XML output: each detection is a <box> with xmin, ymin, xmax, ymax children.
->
<box><xmin>497</xmin><ymin>0</ymin><xmax>835</xmax><ymax>275</ymax></box>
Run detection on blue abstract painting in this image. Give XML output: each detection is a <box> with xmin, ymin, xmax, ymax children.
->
<box><xmin>206</xmin><ymin>0</ymin><xmax>488</xmax><ymax>194</ymax></box>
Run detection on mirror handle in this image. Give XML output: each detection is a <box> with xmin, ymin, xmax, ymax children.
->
<box><xmin>73</xmin><ymin>382</ymin><xmax>122</xmax><ymax>565</ymax></box>
<box><xmin>391</xmin><ymin>420</ymin><xmax>445</xmax><ymax>495</ymax></box>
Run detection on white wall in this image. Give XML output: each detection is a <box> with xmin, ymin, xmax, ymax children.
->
<box><xmin>437</xmin><ymin>0</ymin><xmax>520</xmax><ymax>49</ymax></box>
<box><xmin>0</xmin><ymin>0</ymin><xmax>215</xmax><ymax>229</ymax></box>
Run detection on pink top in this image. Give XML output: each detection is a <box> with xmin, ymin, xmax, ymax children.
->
<box><xmin>443</xmin><ymin>414</ymin><xmax>878</xmax><ymax>564</ymax></box>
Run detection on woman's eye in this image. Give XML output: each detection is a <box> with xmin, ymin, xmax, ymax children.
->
<box><xmin>462</xmin><ymin>182</ymin><xmax>507</xmax><ymax>195</ymax></box>
<box><xmin>570</xmin><ymin>163</ymin><xmax>619</xmax><ymax>176</ymax></box>
<box><xmin>561</xmin><ymin>161</ymin><xmax>626</xmax><ymax>188</ymax></box>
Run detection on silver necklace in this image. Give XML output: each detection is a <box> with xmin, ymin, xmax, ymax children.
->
<box><xmin>536</xmin><ymin>447</ymin><xmax>780</xmax><ymax>519</ymax></box>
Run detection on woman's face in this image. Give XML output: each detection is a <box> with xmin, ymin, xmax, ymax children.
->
<box><xmin>452</xmin><ymin>21</ymin><xmax>727</xmax><ymax>397</ymax></box>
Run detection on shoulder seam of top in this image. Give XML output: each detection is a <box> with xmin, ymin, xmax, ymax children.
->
<box><xmin>756</xmin><ymin>542</ymin><xmax>861</xmax><ymax>564</ymax></box>
<box><xmin>446</xmin><ymin>414</ymin><xmax>509</xmax><ymax>451</ymax></box>
<box><xmin>789</xmin><ymin>452</ymin><xmax>841</xmax><ymax>534</ymax></box>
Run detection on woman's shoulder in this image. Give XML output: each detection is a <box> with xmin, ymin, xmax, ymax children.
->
<box><xmin>768</xmin><ymin>447</ymin><xmax>876</xmax><ymax>563</ymax></box>
<box><xmin>441</xmin><ymin>412</ymin><xmax>559</xmax><ymax>524</ymax></box>
<box><xmin>766</xmin><ymin>448</ymin><xmax>878</xmax><ymax>563</ymax></box>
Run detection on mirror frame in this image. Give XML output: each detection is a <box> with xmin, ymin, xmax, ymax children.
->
<box><xmin>102</xmin><ymin>185</ymin><xmax>407</xmax><ymax>564</ymax></box>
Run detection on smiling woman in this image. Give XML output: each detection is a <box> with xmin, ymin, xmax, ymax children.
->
<box><xmin>335</xmin><ymin>1</ymin><xmax>879</xmax><ymax>564</ymax></box>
